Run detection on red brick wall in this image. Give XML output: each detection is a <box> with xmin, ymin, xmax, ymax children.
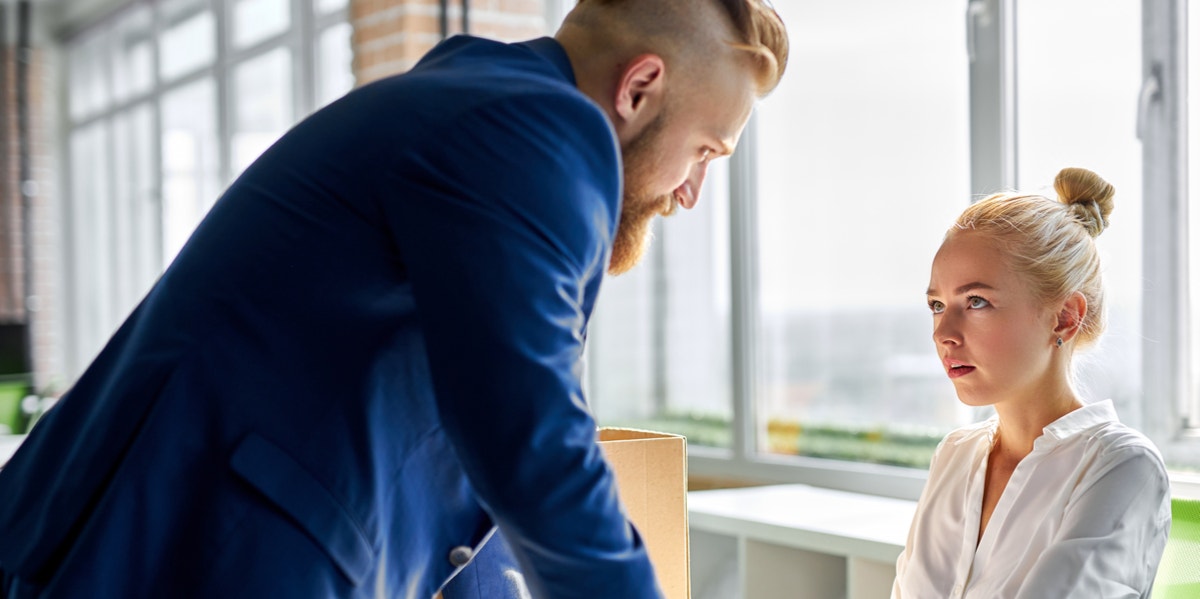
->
<box><xmin>352</xmin><ymin>0</ymin><xmax>547</xmax><ymax>85</ymax></box>
<box><xmin>0</xmin><ymin>48</ymin><xmax>21</xmax><ymax>325</ymax></box>
<box><xmin>26</xmin><ymin>48</ymin><xmax>60</xmax><ymax>392</ymax></box>
<box><xmin>0</xmin><ymin>46</ymin><xmax>58</xmax><ymax>391</ymax></box>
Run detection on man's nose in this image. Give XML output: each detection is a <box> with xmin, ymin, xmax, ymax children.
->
<box><xmin>679</xmin><ymin>161</ymin><xmax>709</xmax><ymax>210</ymax></box>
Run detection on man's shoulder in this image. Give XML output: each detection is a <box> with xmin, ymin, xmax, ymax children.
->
<box><xmin>360</xmin><ymin>36</ymin><xmax>611</xmax><ymax>147</ymax></box>
<box><xmin>409</xmin><ymin>36</ymin><xmax>586</xmax><ymax>104</ymax></box>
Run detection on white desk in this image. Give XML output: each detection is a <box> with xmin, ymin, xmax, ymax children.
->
<box><xmin>688</xmin><ymin>484</ymin><xmax>917</xmax><ymax>599</ymax></box>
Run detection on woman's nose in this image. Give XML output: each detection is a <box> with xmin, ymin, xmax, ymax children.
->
<box><xmin>933</xmin><ymin>313</ymin><xmax>962</xmax><ymax>346</ymax></box>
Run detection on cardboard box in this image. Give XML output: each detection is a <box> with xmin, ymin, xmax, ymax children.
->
<box><xmin>437</xmin><ymin>428</ymin><xmax>690</xmax><ymax>599</ymax></box>
<box><xmin>598</xmin><ymin>427</ymin><xmax>690</xmax><ymax>599</ymax></box>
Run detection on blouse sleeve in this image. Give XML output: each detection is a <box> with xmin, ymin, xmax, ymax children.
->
<box><xmin>1014</xmin><ymin>448</ymin><xmax>1171</xmax><ymax>598</ymax></box>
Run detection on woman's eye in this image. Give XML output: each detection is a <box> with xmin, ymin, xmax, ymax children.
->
<box><xmin>967</xmin><ymin>296</ymin><xmax>990</xmax><ymax>309</ymax></box>
<box><xmin>928</xmin><ymin>300</ymin><xmax>944</xmax><ymax>314</ymax></box>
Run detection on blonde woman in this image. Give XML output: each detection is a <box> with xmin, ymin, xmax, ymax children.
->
<box><xmin>894</xmin><ymin>168</ymin><xmax>1171</xmax><ymax>598</ymax></box>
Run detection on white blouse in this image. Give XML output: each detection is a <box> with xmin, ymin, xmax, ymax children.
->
<box><xmin>892</xmin><ymin>400</ymin><xmax>1171</xmax><ymax>599</ymax></box>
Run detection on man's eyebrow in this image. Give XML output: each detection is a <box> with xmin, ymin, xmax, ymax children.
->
<box><xmin>925</xmin><ymin>282</ymin><xmax>996</xmax><ymax>296</ymax></box>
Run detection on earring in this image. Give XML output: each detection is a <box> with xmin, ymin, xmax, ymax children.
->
<box><xmin>1056</xmin><ymin>337</ymin><xmax>1063</xmax><ymax>348</ymax></box>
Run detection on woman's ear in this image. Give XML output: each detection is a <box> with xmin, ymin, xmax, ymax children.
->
<box><xmin>613</xmin><ymin>54</ymin><xmax>665</xmax><ymax>126</ymax></box>
<box><xmin>1054</xmin><ymin>291</ymin><xmax>1088</xmax><ymax>343</ymax></box>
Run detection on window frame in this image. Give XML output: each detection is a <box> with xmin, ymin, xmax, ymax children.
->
<box><xmin>682</xmin><ymin>0</ymin><xmax>1200</xmax><ymax>501</ymax></box>
<box><xmin>1141</xmin><ymin>0</ymin><xmax>1200</xmax><ymax>486</ymax></box>
<box><xmin>58</xmin><ymin>0</ymin><xmax>1200</xmax><ymax>500</ymax></box>
<box><xmin>58</xmin><ymin>0</ymin><xmax>351</xmax><ymax>378</ymax></box>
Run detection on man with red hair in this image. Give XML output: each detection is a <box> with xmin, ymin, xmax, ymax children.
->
<box><xmin>0</xmin><ymin>1</ymin><xmax>787</xmax><ymax>597</ymax></box>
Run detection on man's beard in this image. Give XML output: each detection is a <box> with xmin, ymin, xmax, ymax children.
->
<box><xmin>609</xmin><ymin>111</ymin><xmax>678</xmax><ymax>275</ymax></box>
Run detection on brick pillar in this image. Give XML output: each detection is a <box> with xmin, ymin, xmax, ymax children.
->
<box><xmin>0</xmin><ymin>47</ymin><xmax>18</xmax><ymax>325</ymax></box>
<box><xmin>26</xmin><ymin>48</ymin><xmax>61</xmax><ymax>393</ymax></box>
<box><xmin>351</xmin><ymin>0</ymin><xmax>547</xmax><ymax>86</ymax></box>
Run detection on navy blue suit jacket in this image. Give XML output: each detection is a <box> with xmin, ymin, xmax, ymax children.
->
<box><xmin>0</xmin><ymin>36</ymin><xmax>661</xmax><ymax>599</ymax></box>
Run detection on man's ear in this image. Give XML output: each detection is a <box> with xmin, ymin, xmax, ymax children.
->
<box><xmin>614</xmin><ymin>54</ymin><xmax>666</xmax><ymax>125</ymax></box>
<box><xmin>1054</xmin><ymin>291</ymin><xmax>1088</xmax><ymax>342</ymax></box>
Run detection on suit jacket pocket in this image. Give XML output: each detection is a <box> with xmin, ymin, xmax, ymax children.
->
<box><xmin>229</xmin><ymin>433</ymin><xmax>375</xmax><ymax>586</ymax></box>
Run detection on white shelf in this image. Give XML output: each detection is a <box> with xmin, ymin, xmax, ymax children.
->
<box><xmin>688</xmin><ymin>484</ymin><xmax>917</xmax><ymax>599</ymax></box>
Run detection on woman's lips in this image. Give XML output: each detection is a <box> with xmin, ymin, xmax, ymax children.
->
<box><xmin>944</xmin><ymin>358</ymin><xmax>976</xmax><ymax>379</ymax></box>
<box><xmin>947</xmin><ymin>365</ymin><xmax>976</xmax><ymax>379</ymax></box>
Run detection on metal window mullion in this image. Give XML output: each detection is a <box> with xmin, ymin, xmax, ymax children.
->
<box><xmin>70</xmin><ymin>91</ymin><xmax>146</xmax><ymax>136</ymax></box>
<box><xmin>1141</xmin><ymin>0</ymin><xmax>1189</xmax><ymax>439</ymax></box>
<box><xmin>147</xmin><ymin>0</ymin><xmax>165</xmax><ymax>289</ymax></box>
<box><xmin>225</xmin><ymin>30</ymin><xmax>291</xmax><ymax>63</ymax></box>
<box><xmin>729</xmin><ymin>113</ymin><xmax>761</xmax><ymax>462</ymax></box>
<box><xmin>967</xmin><ymin>0</ymin><xmax>1017</xmax><ymax>197</ymax></box>
<box><xmin>651</xmin><ymin>224</ymin><xmax>668</xmax><ymax>417</ymax></box>
<box><xmin>100</xmin><ymin>22</ymin><xmax>126</xmax><ymax>329</ymax></box>
<box><xmin>689</xmin><ymin>451</ymin><xmax>929</xmax><ymax>501</ymax></box>
<box><xmin>313</xmin><ymin>6</ymin><xmax>347</xmax><ymax>31</ymax></box>
<box><xmin>214</xmin><ymin>0</ymin><xmax>232</xmax><ymax>187</ymax></box>
<box><xmin>294</xmin><ymin>0</ymin><xmax>314</xmax><ymax>117</ymax></box>
<box><xmin>59</xmin><ymin>21</ymin><xmax>81</xmax><ymax>377</ymax></box>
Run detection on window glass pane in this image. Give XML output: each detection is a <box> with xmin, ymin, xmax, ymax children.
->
<box><xmin>1189</xmin><ymin>3</ymin><xmax>1200</xmax><ymax>433</ymax></box>
<box><xmin>233</xmin><ymin>0</ymin><xmax>291</xmax><ymax>49</ymax></box>
<box><xmin>588</xmin><ymin>161</ymin><xmax>734</xmax><ymax>448</ymax></box>
<box><xmin>545</xmin><ymin>0</ymin><xmax>571</xmax><ymax>33</ymax></box>
<box><xmin>69</xmin><ymin>29</ymin><xmax>111</xmax><ymax>122</ymax></box>
<box><xmin>161</xmin><ymin>78</ymin><xmax>219</xmax><ymax>266</ymax></box>
<box><xmin>68</xmin><ymin>123</ymin><xmax>114</xmax><ymax>372</ymax></box>
<box><xmin>754</xmin><ymin>0</ymin><xmax>970</xmax><ymax>467</ymax></box>
<box><xmin>316</xmin><ymin>0</ymin><xmax>348</xmax><ymax>15</ymax></box>
<box><xmin>112</xmin><ymin>6</ymin><xmax>153</xmax><ymax>104</ymax></box>
<box><xmin>159</xmin><ymin>0</ymin><xmax>215</xmax><ymax>81</ymax></box>
<box><xmin>112</xmin><ymin>103</ymin><xmax>159</xmax><ymax>309</ymax></box>
<box><xmin>231</xmin><ymin>47</ymin><xmax>294</xmax><ymax>175</ymax></box>
<box><xmin>1016</xmin><ymin>2</ymin><xmax>1144</xmax><ymax>431</ymax></box>
<box><xmin>316</xmin><ymin>22</ymin><xmax>354</xmax><ymax>108</ymax></box>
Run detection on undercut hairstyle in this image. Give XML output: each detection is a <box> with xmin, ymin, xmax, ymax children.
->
<box><xmin>712</xmin><ymin>0</ymin><xmax>789</xmax><ymax>94</ymax></box>
<box><xmin>567</xmin><ymin>0</ymin><xmax>789</xmax><ymax>95</ymax></box>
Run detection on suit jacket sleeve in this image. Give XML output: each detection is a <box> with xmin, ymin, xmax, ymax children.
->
<box><xmin>380</xmin><ymin>89</ymin><xmax>664</xmax><ymax>599</ymax></box>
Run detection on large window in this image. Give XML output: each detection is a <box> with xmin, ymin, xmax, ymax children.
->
<box><xmin>1016</xmin><ymin>0</ymin><xmax>1143</xmax><ymax>429</ymax></box>
<box><xmin>586</xmin><ymin>0</ymin><xmax>1200</xmax><ymax>496</ymax></box>
<box><xmin>589</xmin><ymin>162</ymin><xmax>735</xmax><ymax>448</ymax></box>
<box><xmin>64</xmin><ymin>0</ymin><xmax>353</xmax><ymax>378</ymax></box>
<box><xmin>64</xmin><ymin>0</ymin><xmax>1200</xmax><ymax>495</ymax></box>
<box><xmin>753</xmin><ymin>0</ymin><xmax>970</xmax><ymax>468</ymax></box>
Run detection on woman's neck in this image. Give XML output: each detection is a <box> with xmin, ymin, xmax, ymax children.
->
<box><xmin>992</xmin><ymin>381</ymin><xmax>1083</xmax><ymax>459</ymax></box>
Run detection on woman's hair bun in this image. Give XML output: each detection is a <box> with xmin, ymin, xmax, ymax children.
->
<box><xmin>1053</xmin><ymin>167</ymin><xmax>1114</xmax><ymax>238</ymax></box>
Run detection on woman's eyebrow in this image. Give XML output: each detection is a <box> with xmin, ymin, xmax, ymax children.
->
<box><xmin>925</xmin><ymin>282</ymin><xmax>996</xmax><ymax>296</ymax></box>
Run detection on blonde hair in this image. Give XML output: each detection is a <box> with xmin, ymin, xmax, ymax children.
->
<box><xmin>713</xmin><ymin>0</ymin><xmax>789</xmax><ymax>94</ymax></box>
<box><xmin>949</xmin><ymin>167</ymin><xmax>1116</xmax><ymax>350</ymax></box>
<box><xmin>567</xmin><ymin>0</ymin><xmax>789</xmax><ymax>96</ymax></box>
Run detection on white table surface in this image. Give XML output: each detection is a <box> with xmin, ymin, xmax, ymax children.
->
<box><xmin>688</xmin><ymin>484</ymin><xmax>918</xmax><ymax>563</ymax></box>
